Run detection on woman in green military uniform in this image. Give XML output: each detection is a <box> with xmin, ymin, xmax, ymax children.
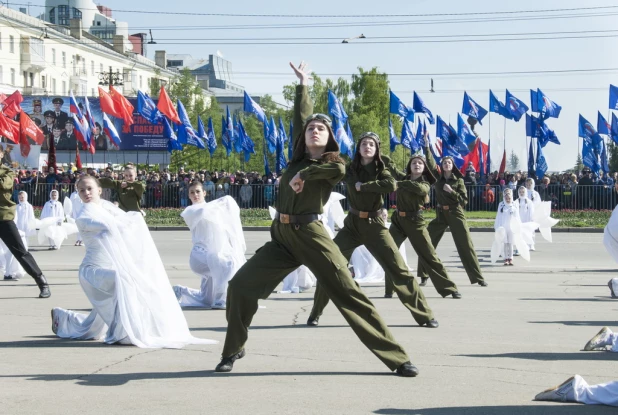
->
<box><xmin>215</xmin><ymin>62</ymin><xmax>419</xmax><ymax>377</ymax></box>
<box><xmin>307</xmin><ymin>132</ymin><xmax>438</xmax><ymax>329</ymax></box>
<box><xmin>417</xmin><ymin>148</ymin><xmax>487</xmax><ymax>287</ymax></box>
<box><xmin>385</xmin><ymin>150</ymin><xmax>462</xmax><ymax>299</ymax></box>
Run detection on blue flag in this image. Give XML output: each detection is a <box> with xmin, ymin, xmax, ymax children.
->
<box><xmin>457</xmin><ymin>113</ymin><xmax>477</xmax><ymax>148</ymax></box>
<box><xmin>612</xmin><ymin>113</ymin><xmax>618</xmax><ymax>145</ymax></box>
<box><xmin>601</xmin><ymin>140</ymin><xmax>610</xmax><ymax>174</ymax></box>
<box><xmin>528</xmin><ymin>139</ymin><xmax>535</xmax><ymax>175</ymax></box>
<box><xmin>275</xmin><ymin>118</ymin><xmax>287</xmax><ymax>175</ymax></box>
<box><xmin>278</xmin><ymin>117</ymin><xmax>288</xmax><ymax>146</ymax></box>
<box><xmin>197</xmin><ymin>115</ymin><xmax>207</xmax><ymax>140</ymax></box>
<box><xmin>388</xmin><ymin>118</ymin><xmax>400</xmax><ymax>152</ymax></box>
<box><xmin>332</xmin><ymin>119</ymin><xmax>353</xmax><ymax>157</ymax></box>
<box><xmin>400</xmin><ymin>120</ymin><xmax>414</xmax><ymax>151</ymax></box>
<box><xmin>288</xmin><ymin>119</ymin><xmax>294</xmax><ymax>160</ymax></box>
<box><xmin>610</xmin><ymin>84</ymin><xmax>618</xmax><ymax>110</ymax></box>
<box><xmin>462</xmin><ymin>92</ymin><xmax>488</xmax><ymax>124</ymax></box>
<box><xmin>505</xmin><ymin>90</ymin><xmax>529</xmax><ymax>122</ymax></box>
<box><xmin>163</xmin><ymin>117</ymin><xmax>182</xmax><ymax>153</ymax></box>
<box><xmin>437</xmin><ymin>115</ymin><xmax>467</xmax><ymax>155</ymax></box>
<box><xmin>176</xmin><ymin>100</ymin><xmax>205</xmax><ymax>149</ymax></box>
<box><xmin>328</xmin><ymin>90</ymin><xmax>349</xmax><ymax>123</ymax></box>
<box><xmin>243</xmin><ymin>91</ymin><xmax>266</xmax><ymax>123</ymax></box>
<box><xmin>206</xmin><ymin>117</ymin><xmax>217</xmax><ymax>156</ymax></box>
<box><xmin>579</xmin><ymin>114</ymin><xmax>603</xmax><ymax>154</ymax></box>
<box><xmin>415</xmin><ymin>119</ymin><xmax>425</xmax><ymax>147</ymax></box>
<box><xmin>527</xmin><ymin>114</ymin><xmax>560</xmax><ymax>147</ymax></box>
<box><xmin>598</xmin><ymin>111</ymin><xmax>611</xmax><ymax>135</ymax></box>
<box><xmin>486</xmin><ymin>139</ymin><xmax>491</xmax><ymax>176</ymax></box>
<box><xmin>442</xmin><ymin>139</ymin><xmax>465</xmax><ymax>169</ymax></box>
<box><xmin>238</xmin><ymin>119</ymin><xmax>255</xmax><ymax>162</ymax></box>
<box><xmin>537</xmin><ymin>89</ymin><xmax>562</xmax><ymax>119</ymax></box>
<box><xmin>389</xmin><ymin>90</ymin><xmax>415</xmax><ymax>122</ymax></box>
<box><xmin>530</xmin><ymin>89</ymin><xmax>539</xmax><ymax>113</ymax></box>
<box><xmin>264</xmin><ymin>116</ymin><xmax>277</xmax><ymax>154</ymax></box>
<box><xmin>489</xmin><ymin>90</ymin><xmax>512</xmax><ymax>119</ymax></box>
<box><xmin>221</xmin><ymin>115</ymin><xmax>232</xmax><ymax>156</ymax></box>
<box><xmin>412</xmin><ymin>92</ymin><xmax>434</xmax><ymax>124</ymax></box>
<box><xmin>536</xmin><ymin>139</ymin><xmax>547</xmax><ymax>179</ymax></box>
<box><xmin>233</xmin><ymin>116</ymin><xmax>242</xmax><ymax>153</ymax></box>
<box><xmin>137</xmin><ymin>91</ymin><xmax>162</xmax><ymax>124</ymax></box>
<box><xmin>582</xmin><ymin>136</ymin><xmax>601</xmax><ymax>173</ymax></box>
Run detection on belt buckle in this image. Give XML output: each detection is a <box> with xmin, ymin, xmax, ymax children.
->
<box><xmin>359</xmin><ymin>211</ymin><xmax>369</xmax><ymax>219</ymax></box>
<box><xmin>443</xmin><ymin>205</ymin><xmax>450</xmax><ymax>211</ymax></box>
<box><xmin>279</xmin><ymin>214</ymin><xmax>290</xmax><ymax>224</ymax></box>
<box><xmin>399</xmin><ymin>211</ymin><xmax>406</xmax><ymax>217</ymax></box>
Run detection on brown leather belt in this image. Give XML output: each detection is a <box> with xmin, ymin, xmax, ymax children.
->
<box><xmin>275</xmin><ymin>212</ymin><xmax>319</xmax><ymax>224</ymax></box>
<box><xmin>437</xmin><ymin>204</ymin><xmax>458</xmax><ymax>211</ymax></box>
<box><xmin>349</xmin><ymin>207</ymin><xmax>380</xmax><ymax>219</ymax></box>
<box><xmin>397</xmin><ymin>210</ymin><xmax>423</xmax><ymax>217</ymax></box>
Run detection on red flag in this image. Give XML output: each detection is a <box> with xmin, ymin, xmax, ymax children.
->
<box><xmin>3</xmin><ymin>90</ymin><xmax>23</xmax><ymax>109</ymax></box>
<box><xmin>499</xmin><ymin>149</ymin><xmax>507</xmax><ymax>175</ymax></box>
<box><xmin>0</xmin><ymin>93</ymin><xmax>7</xmax><ymax>105</ymax></box>
<box><xmin>5</xmin><ymin>117</ymin><xmax>20</xmax><ymax>144</ymax></box>
<box><xmin>75</xmin><ymin>144</ymin><xmax>82</xmax><ymax>169</ymax></box>
<box><xmin>463</xmin><ymin>139</ymin><xmax>481</xmax><ymax>173</ymax></box>
<box><xmin>0</xmin><ymin>115</ymin><xmax>17</xmax><ymax>143</ymax></box>
<box><xmin>3</xmin><ymin>101</ymin><xmax>20</xmax><ymax>119</ymax></box>
<box><xmin>19</xmin><ymin>128</ymin><xmax>31</xmax><ymax>158</ymax></box>
<box><xmin>98</xmin><ymin>87</ymin><xmax>118</xmax><ymax>116</ymax></box>
<box><xmin>109</xmin><ymin>85</ymin><xmax>135</xmax><ymax>132</ymax></box>
<box><xmin>157</xmin><ymin>86</ymin><xmax>180</xmax><ymax>125</ymax></box>
<box><xmin>20</xmin><ymin>113</ymin><xmax>45</xmax><ymax>145</ymax></box>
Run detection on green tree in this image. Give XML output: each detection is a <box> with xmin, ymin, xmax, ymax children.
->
<box><xmin>508</xmin><ymin>150</ymin><xmax>520</xmax><ymax>171</ymax></box>
<box><xmin>574</xmin><ymin>153</ymin><xmax>584</xmax><ymax>173</ymax></box>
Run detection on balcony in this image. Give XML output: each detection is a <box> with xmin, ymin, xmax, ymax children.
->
<box><xmin>70</xmin><ymin>69</ymin><xmax>88</xmax><ymax>84</ymax></box>
<box><xmin>20</xmin><ymin>37</ymin><xmax>46</xmax><ymax>72</ymax></box>
<box><xmin>22</xmin><ymin>86</ymin><xmax>47</xmax><ymax>95</ymax></box>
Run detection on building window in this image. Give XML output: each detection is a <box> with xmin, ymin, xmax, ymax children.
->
<box><xmin>72</xmin><ymin>8</ymin><xmax>82</xmax><ymax>19</ymax></box>
<box><xmin>62</xmin><ymin>80</ymin><xmax>66</xmax><ymax>95</ymax></box>
<box><xmin>0</xmin><ymin>66</ymin><xmax>3</xmax><ymax>84</ymax></box>
<box><xmin>100</xmin><ymin>63</ymin><xmax>103</xmax><ymax>74</ymax></box>
<box><xmin>62</xmin><ymin>51</ymin><xmax>66</xmax><ymax>68</ymax></box>
<box><xmin>91</xmin><ymin>88</ymin><xmax>94</xmax><ymax>96</ymax></box>
<box><xmin>58</xmin><ymin>5</ymin><xmax>69</xmax><ymax>26</ymax></box>
<box><xmin>29</xmin><ymin>72</ymin><xmax>34</xmax><ymax>87</ymax></box>
<box><xmin>49</xmin><ymin>8</ymin><xmax>55</xmax><ymax>24</ymax></box>
<box><xmin>52</xmin><ymin>78</ymin><xmax>56</xmax><ymax>94</ymax></box>
<box><xmin>52</xmin><ymin>48</ymin><xmax>56</xmax><ymax>65</ymax></box>
<box><xmin>139</xmin><ymin>75</ymin><xmax>142</xmax><ymax>89</ymax></box>
<box><xmin>91</xmin><ymin>60</ymin><xmax>94</xmax><ymax>75</ymax></box>
<box><xmin>10</xmin><ymin>68</ymin><xmax>15</xmax><ymax>85</ymax></box>
<box><xmin>41</xmin><ymin>75</ymin><xmax>46</xmax><ymax>89</ymax></box>
<box><xmin>9</xmin><ymin>35</ymin><xmax>14</xmax><ymax>53</ymax></box>
<box><xmin>82</xmin><ymin>60</ymin><xmax>86</xmax><ymax>75</ymax></box>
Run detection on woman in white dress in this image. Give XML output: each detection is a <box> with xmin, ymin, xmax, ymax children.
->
<box><xmin>39</xmin><ymin>189</ymin><xmax>65</xmax><ymax>250</ymax></box>
<box><xmin>51</xmin><ymin>176</ymin><xmax>215</xmax><ymax>348</ymax></box>
<box><xmin>172</xmin><ymin>181</ymin><xmax>246</xmax><ymax>309</ymax></box>
<box><xmin>16</xmin><ymin>191</ymin><xmax>36</xmax><ymax>238</ymax></box>
<box><xmin>517</xmin><ymin>186</ymin><xmax>536</xmax><ymax>252</ymax></box>
<box><xmin>493</xmin><ymin>189</ymin><xmax>519</xmax><ymax>266</ymax></box>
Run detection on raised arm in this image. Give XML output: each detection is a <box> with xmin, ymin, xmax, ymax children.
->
<box><xmin>423</xmin><ymin>144</ymin><xmax>440</xmax><ymax>177</ymax></box>
<box><xmin>98</xmin><ymin>177</ymin><xmax>116</xmax><ymax>189</ymax></box>
<box><xmin>290</xmin><ymin>61</ymin><xmax>313</xmax><ymax>150</ymax></box>
<box><xmin>382</xmin><ymin>155</ymin><xmax>406</xmax><ymax>180</ymax></box>
<box><xmin>358</xmin><ymin>169</ymin><xmax>396</xmax><ymax>193</ymax></box>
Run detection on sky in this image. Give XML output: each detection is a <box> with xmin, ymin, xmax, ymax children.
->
<box><xmin>18</xmin><ymin>0</ymin><xmax>618</xmax><ymax>171</ymax></box>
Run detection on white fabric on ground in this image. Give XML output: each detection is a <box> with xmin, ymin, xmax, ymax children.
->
<box><xmin>572</xmin><ymin>375</ymin><xmax>618</xmax><ymax>407</ymax></box>
<box><xmin>603</xmin><ymin>206</ymin><xmax>618</xmax><ymax>264</ymax></box>
<box><xmin>54</xmin><ymin>200</ymin><xmax>215</xmax><ymax>348</ymax></box>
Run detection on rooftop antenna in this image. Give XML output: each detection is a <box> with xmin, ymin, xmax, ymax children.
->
<box><xmin>147</xmin><ymin>29</ymin><xmax>156</xmax><ymax>44</ymax></box>
<box><xmin>430</xmin><ymin>78</ymin><xmax>435</xmax><ymax>93</ymax></box>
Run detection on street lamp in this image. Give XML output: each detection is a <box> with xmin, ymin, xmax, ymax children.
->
<box><xmin>98</xmin><ymin>66</ymin><xmax>124</xmax><ymax>87</ymax></box>
<box><xmin>342</xmin><ymin>34</ymin><xmax>366</xmax><ymax>44</ymax></box>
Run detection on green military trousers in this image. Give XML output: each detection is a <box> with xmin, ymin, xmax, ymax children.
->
<box><xmin>309</xmin><ymin>214</ymin><xmax>434</xmax><ymax>325</ymax></box>
<box><xmin>386</xmin><ymin>213</ymin><xmax>459</xmax><ymax>297</ymax></box>
<box><xmin>417</xmin><ymin>207</ymin><xmax>485</xmax><ymax>284</ymax></box>
<box><xmin>222</xmin><ymin>220</ymin><xmax>410</xmax><ymax>371</ymax></box>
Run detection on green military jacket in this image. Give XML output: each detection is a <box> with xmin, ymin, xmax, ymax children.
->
<box><xmin>424</xmin><ymin>147</ymin><xmax>468</xmax><ymax>207</ymax></box>
<box><xmin>99</xmin><ymin>178</ymin><xmax>145</xmax><ymax>212</ymax></box>
<box><xmin>384</xmin><ymin>155</ymin><xmax>432</xmax><ymax>213</ymax></box>
<box><xmin>275</xmin><ymin>85</ymin><xmax>345</xmax><ymax>215</ymax></box>
<box><xmin>344</xmin><ymin>160</ymin><xmax>395</xmax><ymax>212</ymax></box>
<box><xmin>0</xmin><ymin>166</ymin><xmax>16</xmax><ymax>221</ymax></box>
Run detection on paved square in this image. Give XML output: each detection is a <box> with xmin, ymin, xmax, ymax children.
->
<box><xmin>1</xmin><ymin>231</ymin><xmax>616</xmax><ymax>414</ymax></box>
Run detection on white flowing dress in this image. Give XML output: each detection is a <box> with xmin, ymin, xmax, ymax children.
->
<box><xmin>173</xmin><ymin>196</ymin><xmax>246</xmax><ymax>308</ymax></box>
<box><xmin>492</xmin><ymin>201</ymin><xmax>537</xmax><ymax>262</ymax></box>
<box><xmin>39</xmin><ymin>196</ymin><xmax>68</xmax><ymax>249</ymax></box>
<box><xmin>53</xmin><ymin>200</ymin><xmax>215</xmax><ymax>348</ymax></box>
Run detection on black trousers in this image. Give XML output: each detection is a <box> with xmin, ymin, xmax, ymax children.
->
<box><xmin>0</xmin><ymin>220</ymin><xmax>42</xmax><ymax>278</ymax></box>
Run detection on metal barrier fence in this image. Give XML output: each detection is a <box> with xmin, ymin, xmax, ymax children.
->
<box><xmin>13</xmin><ymin>182</ymin><xmax>618</xmax><ymax>211</ymax></box>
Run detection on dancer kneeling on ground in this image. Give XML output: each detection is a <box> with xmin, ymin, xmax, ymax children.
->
<box><xmin>172</xmin><ymin>181</ymin><xmax>246</xmax><ymax>309</ymax></box>
<box><xmin>214</xmin><ymin>61</ymin><xmax>418</xmax><ymax>377</ymax></box>
<box><xmin>0</xmin><ymin>149</ymin><xmax>50</xmax><ymax>297</ymax></box>
<box><xmin>51</xmin><ymin>175</ymin><xmax>215</xmax><ymax>348</ymax></box>
<box><xmin>384</xmin><ymin>149</ymin><xmax>461</xmax><ymax>299</ymax></box>
<box><xmin>535</xmin><ymin>375</ymin><xmax>618</xmax><ymax>407</ymax></box>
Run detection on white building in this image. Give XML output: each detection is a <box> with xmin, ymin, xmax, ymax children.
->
<box><xmin>0</xmin><ymin>6</ymin><xmax>175</xmax><ymax>98</ymax></box>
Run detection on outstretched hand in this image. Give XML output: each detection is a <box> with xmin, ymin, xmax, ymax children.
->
<box><xmin>289</xmin><ymin>172</ymin><xmax>305</xmax><ymax>194</ymax></box>
<box><xmin>289</xmin><ymin>61</ymin><xmax>312</xmax><ymax>86</ymax></box>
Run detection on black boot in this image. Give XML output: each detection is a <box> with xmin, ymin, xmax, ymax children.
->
<box><xmin>396</xmin><ymin>361</ymin><xmax>419</xmax><ymax>377</ymax></box>
<box><xmin>419</xmin><ymin>277</ymin><xmax>428</xmax><ymax>287</ymax></box>
<box><xmin>215</xmin><ymin>349</ymin><xmax>246</xmax><ymax>373</ymax></box>
<box><xmin>34</xmin><ymin>274</ymin><xmax>51</xmax><ymax>298</ymax></box>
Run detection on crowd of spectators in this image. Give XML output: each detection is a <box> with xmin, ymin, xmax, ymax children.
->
<box><xmin>10</xmin><ymin>161</ymin><xmax>618</xmax><ymax>211</ymax></box>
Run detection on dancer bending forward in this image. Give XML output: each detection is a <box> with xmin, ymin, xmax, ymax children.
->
<box><xmin>214</xmin><ymin>61</ymin><xmax>418</xmax><ymax>377</ymax></box>
<box><xmin>51</xmin><ymin>176</ymin><xmax>214</xmax><ymax>348</ymax></box>
<box><xmin>173</xmin><ymin>181</ymin><xmax>246</xmax><ymax>309</ymax></box>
